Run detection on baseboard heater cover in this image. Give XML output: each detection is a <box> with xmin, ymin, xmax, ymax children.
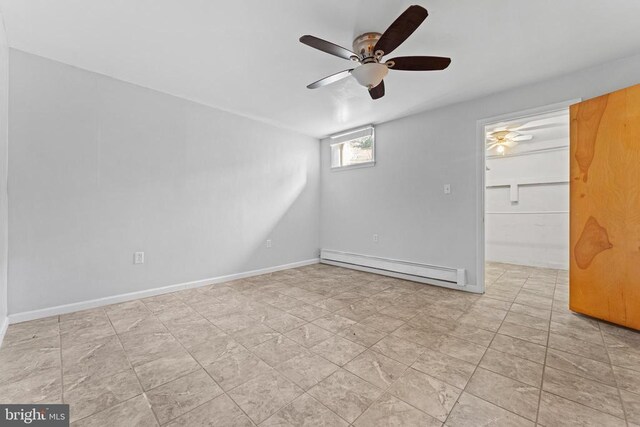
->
<box><xmin>320</xmin><ymin>250</ymin><xmax>467</xmax><ymax>288</ymax></box>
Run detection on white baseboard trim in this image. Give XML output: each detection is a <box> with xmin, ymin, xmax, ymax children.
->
<box><xmin>0</xmin><ymin>316</ymin><xmax>8</xmax><ymax>348</ymax></box>
<box><xmin>8</xmin><ymin>258</ymin><xmax>319</xmax><ymax>324</ymax></box>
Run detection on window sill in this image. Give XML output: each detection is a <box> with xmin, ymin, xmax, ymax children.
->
<box><xmin>331</xmin><ymin>161</ymin><xmax>376</xmax><ymax>172</ymax></box>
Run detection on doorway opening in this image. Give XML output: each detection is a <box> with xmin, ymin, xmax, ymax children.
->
<box><xmin>479</xmin><ymin>102</ymin><xmax>575</xmax><ymax>290</ymax></box>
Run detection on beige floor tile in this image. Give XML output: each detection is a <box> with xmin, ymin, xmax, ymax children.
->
<box><xmin>264</xmin><ymin>313</ymin><xmax>307</xmax><ymax>333</ymax></box>
<box><xmin>133</xmin><ymin>347</ymin><xmax>200</xmax><ymax>391</ymax></box>
<box><xmin>228</xmin><ymin>371</ymin><xmax>303</xmax><ymax>424</ymax></box>
<box><xmin>354</xmin><ymin>393</ymin><xmax>441</xmax><ymax>427</ymax></box>
<box><xmin>412</xmin><ymin>349</ymin><xmax>476</xmax><ymax>389</ymax></box>
<box><xmin>509</xmin><ymin>302</ymin><xmax>551</xmax><ymax>320</ymax></box>
<box><xmin>391</xmin><ymin>324</ymin><xmax>443</xmax><ymax>347</ymax></box>
<box><xmin>448</xmin><ymin>323</ymin><xmax>495</xmax><ymax>347</ymax></box>
<box><xmin>204</xmin><ymin>348</ymin><xmax>273</xmax><ymax>391</ymax></box>
<box><xmin>262</xmin><ymin>393</ymin><xmax>348</xmax><ymax>427</ymax></box>
<box><xmin>446</xmin><ymin>392</ymin><xmax>534</xmax><ymax>427</ymax></box>
<box><xmin>608</xmin><ymin>346</ymin><xmax>640</xmax><ymax>372</ymax></box>
<box><xmin>119</xmin><ymin>331</ymin><xmax>184</xmax><ymax>367</ymax></box>
<box><xmin>337</xmin><ymin>323</ymin><xmax>386</xmax><ymax>347</ymax></box>
<box><xmin>0</xmin><ymin>366</ymin><xmax>62</xmax><ymax>404</ymax></box>
<box><xmin>72</xmin><ymin>394</ymin><xmax>158</xmax><ymax>426</ymax></box>
<box><xmin>252</xmin><ymin>335</ymin><xmax>310</xmax><ymax>367</ymax></box>
<box><xmin>2</xmin><ymin>316</ymin><xmax>60</xmax><ymax>347</ymax></box>
<box><xmin>537</xmin><ymin>391</ymin><xmax>626</xmax><ymax>427</ymax></box>
<box><xmin>146</xmin><ymin>369</ymin><xmax>222</xmax><ymax>424</ymax></box>
<box><xmin>458</xmin><ymin>310</ymin><xmax>506</xmax><ymax>332</ymax></box>
<box><xmin>613</xmin><ymin>365</ymin><xmax>640</xmax><ymax>394</ymax></box>
<box><xmin>545</xmin><ymin>348</ymin><xmax>616</xmax><ymax>386</ymax></box>
<box><xmin>547</xmin><ymin>332</ymin><xmax>609</xmax><ymax>363</ymax></box>
<box><xmin>378</xmin><ymin>304</ymin><xmax>422</xmax><ymax>321</ymax></box>
<box><xmin>164</xmin><ymin>393</ymin><xmax>253</xmax><ymax>426</ymax></box>
<box><xmin>286</xmin><ymin>303</ymin><xmax>330</xmax><ymax>321</ymax></box>
<box><xmin>358</xmin><ymin>313</ymin><xmax>406</xmax><ymax>333</ymax></box>
<box><xmin>387</xmin><ymin>367</ymin><xmax>461</xmax><ymax>422</ymax></box>
<box><xmin>344</xmin><ymin>350</ymin><xmax>407</xmax><ymax>389</ymax></box>
<box><xmin>308</xmin><ymin>369</ymin><xmax>382</xmax><ymax>423</ymax></box>
<box><xmin>60</xmin><ymin>318</ymin><xmax>115</xmax><ymax>348</ymax></box>
<box><xmin>436</xmin><ymin>335</ymin><xmax>486</xmax><ymax>364</ymax></box>
<box><xmin>498</xmin><ymin>322</ymin><xmax>548</xmax><ymax>346</ymax></box>
<box><xmin>210</xmin><ymin>313</ymin><xmax>259</xmax><ymax>333</ymax></box>
<box><xmin>503</xmin><ymin>311</ymin><xmax>550</xmax><ymax>331</ymax></box>
<box><xmin>64</xmin><ymin>368</ymin><xmax>141</xmax><ymax>422</ymax></box>
<box><xmin>621</xmin><ymin>390</ymin><xmax>640</xmax><ymax>425</ymax></box>
<box><xmin>513</xmin><ymin>291</ymin><xmax>553</xmax><ymax>309</ymax></box>
<box><xmin>335</xmin><ymin>301</ymin><xmax>379</xmax><ymax>322</ymax></box>
<box><xmin>371</xmin><ymin>335</ymin><xmax>426</xmax><ymax>365</ymax></box>
<box><xmin>276</xmin><ymin>352</ymin><xmax>339</xmax><ymax>390</ymax></box>
<box><xmin>186</xmin><ymin>333</ymin><xmax>246</xmax><ymax>367</ymax></box>
<box><xmin>5</xmin><ymin>263</ymin><xmax>638</xmax><ymax>427</ymax></box>
<box><xmin>543</xmin><ymin>366</ymin><xmax>624</xmax><ymax>418</ymax></box>
<box><xmin>110</xmin><ymin>313</ymin><xmax>166</xmax><ymax>336</ymax></box>
<box><xmin>0</xmin><ymin>335</ymin><xmax>60</xmax><ymax>384</ymax></box>
<box><xmin>312</xmin><ymin>313</ymin><xmax>357</xmax><ymax>334</ymax></box>
<box><xmin>479</xmin><ymin>348</ymin><xmax>543</xmax><ymax>387</ymax></box>
<box><xmin>285</xmin><ymin>323</ymin><xmax>334</xmax><ymax>348</ymax></box>
<box><xmin>232</xmin><ymin>323</ymin><xmax>280</xmax><ymax>347</ymax></box>
<box><xmin>62</xmin><ymin>335</ymin><xmax>130</xmax><ymax>385</ymax></box>
<box><xmin>466</xmin><ymin>368</ymin><xmax>539</xmax><ymax>421</ymax></box>
<box><xmin>550</xmin><ymin>321</ymin><xmax>602</xmax><ymax>345</ymax></box>
<box><xmin>311</xmin><ymin>335</ymin><xmax>366</xmax><ymax>366</ymax></box>
<box><xmin>168</xmin><ymin>319</ymin><xmax>224</xmax><ymax>349</ymax></box>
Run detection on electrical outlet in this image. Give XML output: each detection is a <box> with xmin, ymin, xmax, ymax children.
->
<box><xmin>444</xmin><ymin>184</ymin><xmax>451</xmax><ymax>195</ymax></box>
<box><xmin>266</xmin><ymin>239</ymin><xmax>272</xmax><ymax>248</ymax></box>
<box><xmin>134</xmin><ymin>252</ymin><xmax>144</xmax><ymax>264</ymax></box>
<box><xmin>373</xmin><ymin>234</ymin><xmax>379</xmax><ymax>243</ymax></box>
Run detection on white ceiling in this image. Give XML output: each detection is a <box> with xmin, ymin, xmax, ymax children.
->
<box><xmin>1</xmin><ymin>0</ymin><xmax>640</xmax><ymax>138</ymax></box>
<box><xmin>486</xmin><ymin>109</ymin><xmax>570</xmax><ymax>156</ymax></box>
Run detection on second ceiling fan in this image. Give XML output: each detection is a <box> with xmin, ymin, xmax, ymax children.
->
<box><xmin>300</xmin><ymin>5</ymin><xmax>451</xmax><ymax>100</ymax></box>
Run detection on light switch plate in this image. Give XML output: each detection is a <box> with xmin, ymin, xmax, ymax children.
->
<box><xmin>134</xmin><ymin>252</ymin><xmax>144</xmax><ymax>264</ymax></box>
<box><xmin>444</xmin><ymin>184</ymin><xmax>451</xmax><ymax>194</ymax></box>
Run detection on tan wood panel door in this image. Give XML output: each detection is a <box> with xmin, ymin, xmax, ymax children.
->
<box><xmin>570</xmin><ymin>83</ymin><xmax>640</xmax><ymax>330</ymax></box>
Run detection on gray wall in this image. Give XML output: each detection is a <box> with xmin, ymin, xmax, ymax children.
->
<box><xmin>321</xmin><ymin>52</ymin><xmax>640</xmax><ymax>292</ymax></box>
<box><xmin>8</xmin><ymin>50</ymin><xmax>320</xmax><ymax>314</ymax></box>
<box><xmin>0</xmin><ymin>13</ymin><xmax>8</xmax><ymax>331</ymax></box>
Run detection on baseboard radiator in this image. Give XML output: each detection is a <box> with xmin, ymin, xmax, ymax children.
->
<box><xmin>320</xmin><ymin>250</ymin><xmax>467</xmax><ymax>288</ymax></box>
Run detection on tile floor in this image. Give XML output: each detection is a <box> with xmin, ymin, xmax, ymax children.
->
<box><xmin>1</xmin><ymin>262</ymin><xmax>639</xmax><ymax>426</ymax></box>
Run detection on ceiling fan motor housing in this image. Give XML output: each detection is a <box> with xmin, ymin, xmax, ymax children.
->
<box><xmin>353</xmin><ymin>32</ymin><xmax>383</xmax><ymax>62</ymax></box>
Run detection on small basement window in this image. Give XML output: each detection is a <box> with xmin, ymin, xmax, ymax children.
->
<box><xmin>330</xmin><ymin>125</ymin><xmax>375</xmax><ymax>169</ymax></box>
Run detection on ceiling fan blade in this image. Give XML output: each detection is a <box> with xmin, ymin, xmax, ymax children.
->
<box><xmin>306</xmin><ymin>69</ymin><xmax>354</xmax><ymax>89</ymax></box>
<box><xmin>387</xmin><ymin>56</ymin><xmax>451</xmax><ymax>71</ymax></box>
<box><xmin>487</xmin><ymin>143</ymin><xmax>500</xmax><ymax>150</ymax></box>
<box><xmin>369</xmin><ymin>80</ymin><xmax>385</xmax><ymax>99</ymax></box>
<box><xmin>512</xmin><ymin>134</ymin><xmax>533</xmax><ymax>142</ymax></box>
<box><xmin>504</xmin><ymin>140</ymin><xmax>518</xmax><ymax>147</ymax></box>
<box><xmin>374</xmin><ymin>5</ymin><xmax>428</xmax><ymax>57</ymax></box>
<box><xmin>299</xmin><ymin>35</ymin><xmax>359</xmax><ymax>62</ymax></box>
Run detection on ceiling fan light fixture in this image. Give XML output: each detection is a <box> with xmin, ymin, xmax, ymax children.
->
<box><xmin>351</xmin><ymin>63</ymin><xmax>389</xmax><ymax>88</ymax></box>
<box><xmin>496</xmin><ymin>144</ymin><xmax>505</xmax><ymax>155</ymax></box>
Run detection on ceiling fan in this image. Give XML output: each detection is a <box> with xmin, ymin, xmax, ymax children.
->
<box><xmin>299</xmin><ymin>5</ymin><xmax>451</xmax><ymax>100</ymax></box>
<box><xmin>486</xmin><ymin>129</ymin><xmax>533</xmax><ymax>154</ymax></box>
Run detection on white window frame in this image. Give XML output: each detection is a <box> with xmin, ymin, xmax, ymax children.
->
<box><xmin>329</xmin><ymin>125</ymin><xmax>376</xmax><ymax>171</ymax></box>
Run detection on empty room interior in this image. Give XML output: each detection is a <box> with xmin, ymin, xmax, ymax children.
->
<box><xmin>1</xmin><ymin>1</ymin><xmax>640</xmax><ymax>426</ymax></box>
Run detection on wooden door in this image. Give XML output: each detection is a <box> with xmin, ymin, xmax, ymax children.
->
<box><xmin>570</xmin><ymin>83</ymin><xmax>640</xmax><ymax>330</ymax></box>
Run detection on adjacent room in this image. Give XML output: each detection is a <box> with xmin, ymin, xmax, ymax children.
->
<box><xmin>0</xmin><ymin>1</ymin><xmax>639</xmax><ymax>426</ymax></box>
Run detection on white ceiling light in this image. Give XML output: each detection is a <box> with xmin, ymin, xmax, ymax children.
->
<box><xmin>351</xmin><ymin>63</ymin><xmax>389</xmax><ymax>89</ymax></box>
